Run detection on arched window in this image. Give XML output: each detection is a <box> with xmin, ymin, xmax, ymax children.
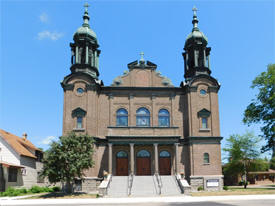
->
<box><xmin>137</xmin><ymin>150</ymin><xmax>150</xmax><ymax>157</ymax></box>
<box><xmin>136</xmin><ymin>107</ymin><xmax>150</xmax><ymax>126</ymax></box>
<box><xmin>116</xmin><ymin>108</ymin><xmax>128</xmax><ymax>126</ymax></box>
<box><xmin>116</xmin><ymin>151</ymin><xmax>128</xmax><ymax>158</ymax></box>
<box><xmin>159</xmin><ymin>150</ymin><xmax>171</xmax><ymax>157</ymax></box>
<box><xmin>203</xmin><ymin>153</ymin><xmax>210</xmax><ymax>164</ymax></box>
<box><xmin>158</xmin><ymin>109</ymin><xmax>170</xmax><ymax>127</ymax></box>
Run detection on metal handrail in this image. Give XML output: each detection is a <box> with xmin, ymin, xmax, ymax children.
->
<box><xmin>127</xmin><ymin>173</ymin><xmax>134</xmax><ymax>196</ymax></box>
<box><xmin>155</xmin><ymin>173</ymin><xmax>162</xmax><ymax>195</ymax></box>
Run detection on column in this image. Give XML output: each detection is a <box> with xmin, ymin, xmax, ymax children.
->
<box><xmin>154</xmin><ymin>143</ymin><xmax>159</xmax><ymax>174</ymax></box>
<box><xmin>108</xmin><ymin>143</ymin><xmax>113</xmax><ymax>174</ymax></box>
<box><xmin>174</xmin><ymin>143</ymin><xmax>179</xmax><ymax>174</ymax></box>
<box><xmin>203</xmin><ymin>49</ymin><xmax>207</xmax><ymax>67</ymax></box>
<box><xmin>194</xmin><ymin>50</ymin><xmax>198</xmax><ymax>67</ymax></box>
<box><xmin>130</xmin><ymin>143</ymin><xmax>134</xmax><ymax>175</ymax></box>
<box><xmin>207</xmin><ymin>55</ymin><xmax>210</xmax><ymax>69</ymax></box>
<box><xmin>85</xmin><ymin>45</ymin><xmax>89</xmax><ymax>64</ymax></box>
<box><xmin>186</xmin><ymin>53</ymin><xmax>189</xmax><ymax>70</ymax></box>
<box><xmin>75</xmin><ymin>46</ymin><xmax>79</xmax><ymax>63</ymax></box>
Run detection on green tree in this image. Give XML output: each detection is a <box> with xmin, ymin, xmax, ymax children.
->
<box><xmin>243</xmin><ymin>64</ymin><xmax>275</xmax><ymax>155</ymax></box>
<box><xmin>223</xmin><ymin>132</ymin><xmax>262</xmax><ymax>188</ymax></box>
<box><xmin>41</xmin><ymin>132</ymin><xmax>94</xmax><ymax>193</ymax></box>
<box><xmin>270</xmin><ymin>157</ymin><xmax>275</xmax><ymax>170</ymax></box>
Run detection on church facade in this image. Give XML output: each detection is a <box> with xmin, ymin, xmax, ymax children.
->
<box><xmin>61</xmin><ymin>5</ymin><xmax>223</xmax><ymax>191</ymax></box>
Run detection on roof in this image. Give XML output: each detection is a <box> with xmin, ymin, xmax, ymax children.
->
<box><xmin>0</xmin><ymin>129</ymin><xmax>40</xmax><ymax>159</ymax></box>
<box><xmin>0</xmin><ymin>161</ymin><xmax>24</xmax><ymax>168</ymax></box>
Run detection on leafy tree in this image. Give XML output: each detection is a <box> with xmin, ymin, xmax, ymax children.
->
<box><xmin>41</xmin><ymin>132</ymin><xmax>94</xmax><ymax>193</ymax></box>
<box><xmin>243</xmin><ymin>64</ymin><xmax>275</xmax><ymax>154</ymax></box>
<box><xmin>223</xmin><ymin>132</ymin><xmax>262</xmax><ymax>188</ymax></box>
<box><xmin>270</xmin><ymin>157</ymin><xmax>275</xmax><ymax>170</ymax></box>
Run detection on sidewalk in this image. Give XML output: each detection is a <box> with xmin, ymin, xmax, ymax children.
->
<box><xmin>1</xmin><ymin>194</ymin><xmax>275</xmax><ymax>205</ymax></box>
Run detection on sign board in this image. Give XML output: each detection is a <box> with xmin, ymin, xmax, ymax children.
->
<box><xmin>206</xmin><ymin>179</ymin><xmax>219</xmax><ymax>187</ymax></box>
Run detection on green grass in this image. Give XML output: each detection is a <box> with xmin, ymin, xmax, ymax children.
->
<box><xmin>0</xmin><ymin>186</ymin><xmax>60</xmax><ymax>197</ymax></box>
<box><xmin>24</xmin><ymin>192</ymin><xmax>98</xmax><ymax>199</ymax></box>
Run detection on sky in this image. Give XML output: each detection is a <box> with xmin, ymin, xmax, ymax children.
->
<box><xmin>0</xmin><ymin>0</ymin><xmax>274</xmax><ymax>160</ymax></box>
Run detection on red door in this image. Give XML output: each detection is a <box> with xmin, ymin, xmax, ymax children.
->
<box><xmin>116</xmin><ymin>157</ymin><xmax>128</xmax><ymax>176</ymax></box>
<box><xmin>136</xmin><ymin>157</ymin><xmax>151</xmax><ymax>175</ymax></box>
<box><xmin>159</xmin><ymin>157</ymin><xmax>171</xmax><ymax>175</ymax></box>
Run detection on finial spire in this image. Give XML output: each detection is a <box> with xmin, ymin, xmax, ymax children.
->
<box><xmin>82</xmin><ymin>2</ymin><xmax>90</xmax><ymax>28</ymax></box>
<box><xmin>140</xmin><ymin>51</ymin><xmax>145</xmax><ymax>62</ymax></box>
<box><xmin>192</xmin><ymin>6</ymin><xmax>199</xmax><ymax>31</ymax></box>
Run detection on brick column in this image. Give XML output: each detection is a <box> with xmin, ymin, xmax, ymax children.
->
<box><xmin>174</xmin><ymin>143</ymin><xmax>179</xmax><ymax>174</ymax></box>
<box><xmin>108</xmin><ymin>143</ymin><xmax>113</xmax><ymax>174</ymax></box>
<box><xmin>154</xmin><ymin>143</ymin><xmax>159</xmax><ymax>174</ymax></box>
<box><xmin>130</xmin><ymin>143</ymin><xmax>135</xmax><ymax>175</ymax></box>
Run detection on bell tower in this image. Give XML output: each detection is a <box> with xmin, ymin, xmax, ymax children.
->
<box><xmin>69</xmin><ymin>3</ymin><xmax>100</xmax><ymax>79</ymax></box>
<box><xmin>182</xmin><ymin>7</ymin><xmax>211</xmax><ymax>81</ymax></box>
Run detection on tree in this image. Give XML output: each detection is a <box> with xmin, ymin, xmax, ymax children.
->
<box><xmin>41</xmin><ymin>132</ymin><xmax>94</xmax><ymax>193</ymax></box>
<box><xmin>223</xmin><ymin>132</ymin><xmax>262</xmax><ymax>188</ymax></box>
<box><xmin>270</xmin><ymin>157</ymin><xmax>275</xmax><ymax>170</ymax></box>
<box><xmin>243</xmin><ymin>64</ymin><xmax>275</xmax><ymax>155</ymax></box>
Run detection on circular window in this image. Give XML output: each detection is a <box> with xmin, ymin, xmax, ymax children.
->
<box><xmin>77</xmin><ymin>88</ymin><xmax>84</xmax><ymax>94</ymax></box>
<box><xmin>200</xmin><ymin>89</ymin><xmax>207</xmax><ymax>95</ymax></box>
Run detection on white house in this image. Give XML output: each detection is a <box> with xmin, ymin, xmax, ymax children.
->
<box><xmin>0</xmin><ymin>129</ymin><xmax>44</xmax><ymax>191</ymax></box>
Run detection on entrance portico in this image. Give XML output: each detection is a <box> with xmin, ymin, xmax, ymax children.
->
<box><xmin>107</xmin><ymin>136</ymin><xmax>180</xmax><ymax>176</ymax></box>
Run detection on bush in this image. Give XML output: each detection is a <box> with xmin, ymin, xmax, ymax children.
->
<box><xmin>223</xmin><ymin>186</ymin><xmax>229</xmax><ymax>190</ymax></box>
<box><xmin>52</xmin><ymin>186</ymin><xmax>60</xmax><ymax>192</ymax></box>
<box><xmin>197</xmin><ymin>186</ymin><xmax>204</xmax><ymax>191</ymax></box>
<box><xmin>238</xmin><ymin>181</ymin><xmax>244</xmax><ymax>186</ymax></box>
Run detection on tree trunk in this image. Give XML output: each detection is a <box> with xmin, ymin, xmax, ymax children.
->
<box><xmin>65</xmin><ymin>181</ymin><xmax>74</xmax><ymax>194</ymax></box>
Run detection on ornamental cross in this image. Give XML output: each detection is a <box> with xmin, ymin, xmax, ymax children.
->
<box><xmin>140</xmin><ymin>51</ymin><xmax>144</xmax><ymax>61</ymax></box>
<box><xmin>192</xmin><ymin>6</ymin><xmax>197</xmax><ymax>16</ymax></box>
<box><xmin>84</xmin><ymin>2</ymin><xmax>90</xmax><ymax>12</ymax></box>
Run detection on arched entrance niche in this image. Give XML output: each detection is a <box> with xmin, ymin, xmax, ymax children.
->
<box><xmin>116</xmin><ymin>151</ymin><xmax>128</xmax><ymax>176</ymax></box>
<box><xmin>159</xmin><ymin>150</ymin><xmax>171</xmax><ymax>175</ymax></box>
<box><xmin>136</xmin><ymin>149</ymin><xmax>151</xmax><ymax>175</ymax></box>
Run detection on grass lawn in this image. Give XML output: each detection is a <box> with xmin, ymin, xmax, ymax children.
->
<box><xmin>24</xmin><ymin>192</ymin><xmax>98</xmax><ymax>199</ymax></box>
<box><xmin>191</xmin><ymin>186</ymin><xmax>275</xmax><ymax>196</ymax></box>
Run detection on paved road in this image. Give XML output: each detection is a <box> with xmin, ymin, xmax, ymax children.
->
<box><xmin>2</xmin><ymin>200</ymin><xmax>275</xmax><ymax>206</ymax></box>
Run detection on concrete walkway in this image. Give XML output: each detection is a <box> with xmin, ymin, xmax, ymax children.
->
<box><xmin>1</xmin><ymin>194</ymin><xmax>275</xmax><ymax>205</ymax></box>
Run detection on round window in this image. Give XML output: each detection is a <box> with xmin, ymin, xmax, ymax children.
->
<box><xmin>200</xmin><ymin>89</ymin><xmax>207</xmax><ymax>95</ymax></box>
<box><xmin>77</xmin><ymin>88</ymin><xmax>84</xmax><ymax>94</ymax></box>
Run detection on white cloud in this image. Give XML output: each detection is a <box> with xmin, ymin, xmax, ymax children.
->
<box><xmin>41</xmin><ymin>136</ymin><xmax>56</xmax><ymax>145</ymax></box>
<box><xmin>37</xmin><ymin>30</ymin><xmax>64</xmax><ymax>41</ymax></box>
<box><xmin>39</xmin><ymin>12</ymin><xmax>49</xmax><ymax>23</ymax></box>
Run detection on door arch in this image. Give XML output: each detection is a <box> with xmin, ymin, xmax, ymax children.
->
<box><xmin>136</xmin><ymin>150</ymin><xmax>151</xmax><ymax>175</ymax></box>
<box><xmin>116</xmin><ymin>151</ymin><xmax>128</xmax><ymax>176</ymax></box>
<box><xmin>159</xmin><ymin>150</ymin><xmax>171</xmax><ymax>175</ymax></box>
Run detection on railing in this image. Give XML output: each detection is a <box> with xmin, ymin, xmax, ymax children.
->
<box><xmin>155</xmin><ymin>173</ymin><xmax>162</xmax><ymax>195</ymax></box>
<box><xmin>127</xmin><ymin>173</ymin><xmax>134</xmax><ymax>196</ymax></box>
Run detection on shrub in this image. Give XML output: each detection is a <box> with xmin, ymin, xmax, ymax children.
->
<box><xmin>197</xmin><ymin>186</ymin><xmax>204</xmax><ymax>191</ymax></box>
<box><xmin>52</xmin><ymin>186</ymin><xmax>60</xmax><ymax>192</ymax></box>
<box><xmin>223</xmin><ymin>186</ymin><xmax>229</xmax><ymax>190</ymax></box>
<box><xmin>18</xmin><ymin>188</ymin><xmax>27</xmax><ymax>194</ymax></box>
<box><xmin>30</xmin><ymin>186</ymin><xmax>43</xmax><ymax>193</ymax></box>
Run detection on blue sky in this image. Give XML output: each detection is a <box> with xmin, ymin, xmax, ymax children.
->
<box><xmin>1</xmin><ymin>0</ymin><xmax>274</xmax><ymax>160</ymax></box>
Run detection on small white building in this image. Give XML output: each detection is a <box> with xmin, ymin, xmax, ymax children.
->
<box><xmin>0</xmin><ymin>129</ymin><xmax>44</xmax><ymax>191</ymax></box>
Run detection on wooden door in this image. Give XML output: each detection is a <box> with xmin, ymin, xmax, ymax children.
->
<box><xmin>116</xmin><ymin>158</ymin><xmax>128</xmax><ymax>176</ymax></box>
<box><xmin>136</xmin><ymin>157</ymin><xmax>151</xmax><ymax>175</ymax></box>
<box><xmin>159</xmin><ymin>157</ymin><xmax>171</xmax><ymax>175</ymax></box>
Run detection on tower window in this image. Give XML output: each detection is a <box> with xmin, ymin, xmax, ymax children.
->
<box><xmin>136</xmin><ymin>107</ymin><xmax>150</xmax><ymax>126</ymax></box>
<box><xmin>77</xmin><ymin>117</ymin><xmax>83</xmax><ymax>129</ymax></box>
<box><xmin>200</xmin><ymin>89</ymin><xmax>207</xmax><ymax>95</ymax></box>
<box><xmin>77</xmin><ymin>88</ymin><xmax>84</xmax><ymax>94</ymax></box>
<box><xmin>116</xmin><ymin>108</ymin><xmax>128</xmax><ymax>126</ymax></box>
<box><xmin>203</xmin><ymin>153</ymin><xmax>210</xmax><ymax>164</ymax></box>
<box><xmin>158</xmin><ymin>109</ymin><xmax>170</xmax><ymax>127</ymax></box>
<box><xmin>202</xmin><ymin>117</ymin><xmax>208</xmax><ymax>129</ymax></box>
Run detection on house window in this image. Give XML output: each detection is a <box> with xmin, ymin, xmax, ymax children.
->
<box><xmin>8</xmin><ymin>167</ymin><xmax>17</xmax><ymax>182</ymax></box>
<box><xmin>136</xmin><ymin>107</ymin><xmax>150</xmax><ymax>126</ymax></box>
<box><xmin>158</xmin><ymin>109</ymin><xmax>170</xmax><ymax>127</ymax></box>
<box><xmin>116</xmin><ymin>108</ymin><xmax>128</xmax><ymax>126</ymax></box>
<box><xmin>37</xmin><ymin>171</ymin><xmax>44</xmax><ymax>183</ymax></box>
<box><xmin>77</xmin><ymin>117</ymin><xmax>83</xmax><ymax>129</ymax></box>
<box><xmin>203</xmin><ymin>153</ymin><xmax>210</xmax><ymax>164</ymax></box>
<box><xmin>202</xmin><ymin>117</ymin><xmax>208</xmax><ymax>129</ymax></box>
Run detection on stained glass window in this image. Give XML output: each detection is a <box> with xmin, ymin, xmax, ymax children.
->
<box><xmin>136</xmin><ymin>108</ymin><xmax>150</xmax><ymax>126</ymax></box>
<box><xmin>204</xmin><ymin>153</ymin><xmax>210</xmax><ymax>164</ymax></box>
<box><xmin>137</xmin><ymin>150</ymin><xmax>150</xmax><ymax>157</ymax></box>
<box><xmin>158</xmin><ymin>109</ymin><xmax>170</xmax><ymax>127</ymax></box>
<box><xmin>77</xmin><ymin>117</ymin><xmax>83</xmax><ymax>128</ymax></box>
<box><xmin>117</xmin><ymin>151</ymin><xmax>128</xmax><ymax>158</ymax></box>
<box><xmin>116</xmin><ymin>108</ymin><xmax>128</xmax><ymax>126</ymax></box>
<box><xmin>202</xmin><ymin>117</ymin><xmax>208</xmax><ymax>129</ymax></box>
<box><xmin>159</xmin><ymin>150</ymin><xmax>171</xmax><ymax>157</ymax></box>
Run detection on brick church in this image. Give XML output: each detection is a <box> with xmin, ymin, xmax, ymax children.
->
<box><xmin>61</xmin><ymin>5</ymin><xmax>223</xmax><ymax>193</ymax></box>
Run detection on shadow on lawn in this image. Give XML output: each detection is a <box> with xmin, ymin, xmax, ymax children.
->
<box><xmin>37</xmin><ymin>192</ymin><xmax>97</xmax><ymax>199</ymax></box>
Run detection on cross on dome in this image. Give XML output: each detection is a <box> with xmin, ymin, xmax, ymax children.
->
<box><xmin>140</xmin><ymin>51</ymin><xmax>145</xmax><ymax>62</ymax></box>
<box><xmin>84</xmin><ymin>2</ymin><xmax>90</xmax><ymax>12</ymax></box>
<box><xmin>192</xmin><ymin>6</ymin><xmax>197</xmax><ymax>17</ymax></box>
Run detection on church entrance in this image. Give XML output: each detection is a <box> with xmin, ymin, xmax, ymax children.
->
<box><xmin>116</xmin><ymin>151</ymin><xmax>128</xmax><ymax>176</ymax></box>
<box><xmin>159</xmin><ymin>150</ymin><xmax>171</xmax><ymax>175</ymax></box>
<box><xmin>136</xmin><ymin>150</ymin><xmax>151</xmax><ymax>175</ymax></box>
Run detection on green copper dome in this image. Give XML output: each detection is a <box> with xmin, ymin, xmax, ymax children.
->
<box><xmin>74</xmin><ymin>3</ymin><xmax>97</xmax><ymax>41</ymax></box>
<box><xmin>184</xmin><ymin>7</ymin><xmax>208</xmax><ymax>48</ymax></box>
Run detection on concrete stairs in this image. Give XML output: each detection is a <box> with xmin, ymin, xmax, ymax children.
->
<box><xmin>106</xmin><ymin>175</ymin><xmax>182</xmax><ymax>197</ymax></box>
<box><xmin>107</xmin><ymin>176</ymin><xmax>128</xmax><ymax>197</ymax></box>
<box><xmin>159</xmin><ymin>175</ymin><xmax>182</xmax><ymax>196</ymax></box>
